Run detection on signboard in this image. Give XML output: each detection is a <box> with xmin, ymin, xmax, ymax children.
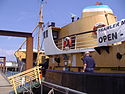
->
<box><xmin>97</xmin><ymin>19</ymin><xmax>125</xmax><ymax>46</ymax></box>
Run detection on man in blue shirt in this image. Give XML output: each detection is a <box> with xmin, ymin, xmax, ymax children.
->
<box><xmin>82</xmin><ymin>51</ymin><xmax>96</xmax><ymax>72</ymax></box>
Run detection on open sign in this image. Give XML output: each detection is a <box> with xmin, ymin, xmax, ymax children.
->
<box><xmin>98</xmin><ymin>32</ymin><xmax>117</xmax><ymax>43</ymax></box>
<box><xmin>97</xmin><ymin>19</ymin><xmax>125</xmax><ymax>46</ymax></box>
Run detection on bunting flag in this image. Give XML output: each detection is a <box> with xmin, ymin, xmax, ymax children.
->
<box><xmin>39</xmin><ymin>0</ymin><xmax>44</xmax><ymax>6</ymax></box>
<box><xmin>40</xmin><ymin>0</ymin><xmax>47</xmax><ymax>5</ymax></box>
<box><xmin>96</xmin><ymin>2</ymin><xmax>103</xmax><ymax>5</ymax></box>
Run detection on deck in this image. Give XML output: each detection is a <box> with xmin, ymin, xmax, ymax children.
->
<box><xmin>0</xmin><ymin>71</ymin><xmax>13</xmax><ymax>94</ymax></box>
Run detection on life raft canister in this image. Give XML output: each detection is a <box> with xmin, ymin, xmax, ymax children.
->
<box><xmin>93</xmin><ymin>22</ymin><xmax>106</xmax><ymax>35</ymax></box>
<box><xmin>63</xmin><ymin>37</ymin><xmax>72</xmax><ymax>48</ymax></box>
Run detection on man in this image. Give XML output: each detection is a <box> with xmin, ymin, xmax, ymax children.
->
<box><xmin>39</xmin><ymin>58</ymin><xmax>49</xmax><ymax>77</ymax></box>
<box><xmin>82</xmin><ymin>51</ymin><xmax>96</xmax><ymax>72</ymax></box>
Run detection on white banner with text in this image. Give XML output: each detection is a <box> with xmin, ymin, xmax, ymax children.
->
<box><xmin>97</xmin><ymin>19</ymin><xmax>125</xmax><ymax>46</ymax></box>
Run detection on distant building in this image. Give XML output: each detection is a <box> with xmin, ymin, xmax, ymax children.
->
<box><xmin>5</xmin><ymin>61</ymin><xmax>18</xmax><ymax>71</ymax></box>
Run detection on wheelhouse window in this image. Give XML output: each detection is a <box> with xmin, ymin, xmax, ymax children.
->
<box><xmin>43</xmin><ymin>30</ymin><xmax>48</xmax><ymax>38</ymax></box>
<box><xmin>52</xmin><ymin>30</ymin><xmax>59</xmax><ymax>40</ymax></box>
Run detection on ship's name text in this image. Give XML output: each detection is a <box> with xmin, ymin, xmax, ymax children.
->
<box><xmin>98</xmin><ymin>20</ymin><xmax>125</xmax><ymax>32</ymax></box>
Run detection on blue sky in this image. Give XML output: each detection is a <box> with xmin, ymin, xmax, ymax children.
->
<box><xmin>0</xmin><ymin>0</ymin><xmax>124</xmax><ymax>61</ymax></box>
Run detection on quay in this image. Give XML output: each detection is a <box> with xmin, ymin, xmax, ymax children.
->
<box><xmin>0</xmin><ymin>71</ymin><xmax>13</xmax><ymax>94</ymax></box>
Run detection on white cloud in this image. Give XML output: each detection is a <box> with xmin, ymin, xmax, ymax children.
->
<box><xmin>0</xmin><ymin>48</ymin><xmax>15</xmax><ymax>55</ymax></box>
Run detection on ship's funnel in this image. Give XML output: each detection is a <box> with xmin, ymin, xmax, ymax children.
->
<box><xmin>82</xmin><ymin>5</ymin><xmax>116</xmax><ymax>25</ymax></box>
<box><xmin>82</xmin><ymin>5</ymin><xmax>113</xmax><ymax>15</ymax></box>
<box><xmin>60</xmin><ymin>4</ymin><xmax>117</xmax><ymax>48</ymax></box>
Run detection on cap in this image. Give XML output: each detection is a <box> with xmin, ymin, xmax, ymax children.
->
<box><xmin>45</xmin><ymin>56</ymin><xmax>49</xmax><ymax>59</ymax></box>
<box><xmin>85</xmin><ymin>51</ymin><xmax>90</xmax><ymax>54</ymax></box>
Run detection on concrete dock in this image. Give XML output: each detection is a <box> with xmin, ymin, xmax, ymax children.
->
<box><xmin>0</xmin><ymin>72</ymin><xmax>13</xmax><ymax>94</ymax></box>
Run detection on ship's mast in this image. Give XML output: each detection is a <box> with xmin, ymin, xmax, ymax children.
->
<box><xmin>37</xmin><ymin>1</ymin><xmax>44</xmax><ymax>65</ymax></box>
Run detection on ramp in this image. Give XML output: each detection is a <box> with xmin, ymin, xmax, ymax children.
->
<box><xmin>0</xmin><ymin>71</ymin><xmax>13</xmax><ymax>94</ymax></box>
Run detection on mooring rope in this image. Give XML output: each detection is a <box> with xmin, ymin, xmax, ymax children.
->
<box><xmin>48</xmin><ymin>88</ymin><xmax>54</xmax><ymax>94</ymax></box>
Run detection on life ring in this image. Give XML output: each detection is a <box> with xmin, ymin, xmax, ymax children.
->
<box><xmin>93</xmin><ymin>22</ymin><xmax>106</xmax><ymax>35</ymax></box>
<box><xmin>64</xmin><ymin>37</ymin><xmax>72</xmax><ymax>48</ymax></box>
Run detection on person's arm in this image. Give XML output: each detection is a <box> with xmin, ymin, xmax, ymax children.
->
<box><xmin>92</xmin><ymin>58</ymin><xmax>96</xmax><ymax>68</ymax></box>
<box><xmin>83</xmin><ymin>63</ymin><xmax>87</xmax><ymax>72</ymax></box>
<box><xmin>82</xmin><ymin>57</ymin><xmax>87</xmax><ymax>72</ymax></box>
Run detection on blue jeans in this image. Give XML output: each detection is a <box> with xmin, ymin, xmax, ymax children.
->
<box><xmin>85</xmin><ymin>68</ymin><xmax>94</xmax><ymax>72</ymax></box>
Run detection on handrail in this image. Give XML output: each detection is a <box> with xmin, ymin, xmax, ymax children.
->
<box><xmin>8</xmin><ymin>66</ymin><xmax>42</xmax><ymax>94</ymax></box>
<box><xmin>56</xmin><ymin>30</ymin><xmax>96</xmax><ymax>41</ymax></box>
<box><xmin>42</xmin><ymin>81</ymin><xmax>87</xmax><ymax>94</ymax></box>
<box><xmin>55</xmin><ymin>30</ymin><xmax>97</xmax><ymax>50</ymax></box>
<box><xmin>54</xmin><ymin>66</ymin><xmax>125</xmax><ymax>71</ymax></box>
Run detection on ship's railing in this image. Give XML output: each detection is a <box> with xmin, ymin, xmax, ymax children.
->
<box><xmin>42</xmin><ymin>81</ymin><xmax>87</xmax><ymax>94</ymax></box>
<box><xmin>54</xmin><ymin>30</ymin><xmax>98</xmax><ymax>50</ymax></box>
<box><xmin>7</xmin><ymin>66</ymin><xmax>42</xmax><ymax>94</ymax></box>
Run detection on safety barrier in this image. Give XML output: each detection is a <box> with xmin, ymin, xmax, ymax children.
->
<box><xmin>42</xmin><ymin>81</ymin><xmax>86</xmax><ymax>94</ymax></box>
<box><xmin>8</xmin><ymin>66</ymin><xmax>42</xmax><ymax>94</ymax></box>
<box><xmin>55</xmin><ymin>30</ymin><xmax>97</xmax><ymax>50</ymax></box>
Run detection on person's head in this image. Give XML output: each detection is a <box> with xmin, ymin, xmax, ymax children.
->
<box><xmin>45</xmin><ymin>58</ymin><xmax>49</xmax><ymax>62</ymax></box>
<box><xmin>84</xmin><ymin>51</ymin><xmax>90</xmax><ymax>56</ymax></box>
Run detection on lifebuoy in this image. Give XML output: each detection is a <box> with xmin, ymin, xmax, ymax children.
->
<box><xmin>93</xmin><ymin>23</ymin><xmax>106</xmax><ymax>35</ymax></box>
<box><xmin>64</xmin><ymin>37</ymin><xmax>72</xmax><ymax>48</ymax></box>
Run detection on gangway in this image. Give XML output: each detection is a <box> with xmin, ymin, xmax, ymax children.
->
<box><xmin>0</xmin><ymin>71</ymin><xmax>13</xmax><ymax>94</ymax></box>
<box><xmin>7</xmin><ymin>66</ymin><xmax>42</xmax><ymax>94</ymax></box>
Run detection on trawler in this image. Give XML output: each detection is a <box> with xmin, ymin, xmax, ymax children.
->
<box><xmin>43</xmin><ymin>3</ymin><xmax>125</xmax><ymax>73</ymax></box>
<box><xmin>9</xmin><ymin>2</ymin><xmax>125</xmax><ymax>94</ymax></box>
<box><xmin>41</xmin><ymin>2</ymin><xmax>125</xmax><ymax>94</ymax></box>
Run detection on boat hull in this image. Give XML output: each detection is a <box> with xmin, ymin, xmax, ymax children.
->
<box><xmin>44</xmin><ymin>69</ymin><xmax>125</xmax><ymax>94</ymax></box>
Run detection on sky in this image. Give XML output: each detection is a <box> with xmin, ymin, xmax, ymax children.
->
<box><xmin>0</xmin><ymin>0</ymin><xmax>125</xmax><ymax>61</ymax></box>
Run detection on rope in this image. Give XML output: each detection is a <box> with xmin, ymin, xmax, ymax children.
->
<box><xmin>17</xmin><ymin>24</ymin><xmax>39</xmax><ymax>51</ymax></box>
<box><xmin>48</xmin><ymin>88</ymin><xmax>54</xmax><ymax>94</ymax></box>
<box><xmin>43</xmin><ymin>83</ymin><xmax>65</xmax><ymax>94</ymax></box>
<box><xmin>32</xmin><ymin>81</ymin><xmax>41</xmax><ymax>89</ymax></box>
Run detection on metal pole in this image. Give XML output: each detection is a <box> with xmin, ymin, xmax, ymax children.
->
<box><xmin>75</xmin><ymin>35</ymin><xmax>77</xmax><ymax>49</ymax></box>
<box><xmin>41</xmin><ymin>83</ymin><xmax>43</xmax><ymax>94</ymax></box>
